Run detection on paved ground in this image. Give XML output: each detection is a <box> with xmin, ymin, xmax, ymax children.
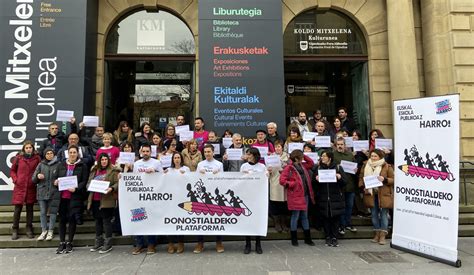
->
<box><xmin>0</xmin><ymin>238</ymin><xmax>473</xmax><ymax>274</ymax></box>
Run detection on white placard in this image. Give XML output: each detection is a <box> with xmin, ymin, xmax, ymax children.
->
<box><xmin>302</xmin><ymin>132</ymin><xmax>317</xmax><ymax>142</ymax></box>
<box><xmin>226</xmin><ymin>148</ymin><xmax>243</xmax><ymax>161</ymax></box>
<box><xmin>318</xmin><ymin>169</ymin><xmax>337</xmax><ymax>183</ymax></box>
<box><xmin>363</xmin><ymin>175</ymin><xmax>383</xmax><ymax>189</ymax></box>
<box><xmin>58</xmin><ymin>176</ymin><xmax>78</xmax><ymax>191</ymax></box>
<box><xmin>118</xmin><ymin>152</ymin><xmax>135</xmax><ymax>164</ymax></box>
<box><xmin>353</xmin><ymin>140</ymin><xmax>369</xmax><ymax>152</ymax></box>
<box><xmin>314</xmin><ymin>136</ymin><xmax>331</xmax><ymax>148</ymax></box>
<box><xmin>375</xmin><ymin>138</ymin><xmax>393</xmax><ymax>150</ymax></box>
<box><xmin>344</xmin><ymin>137</ymin><xmax>353</xmax><ymax>148</ymax></box>
<box><xmin>304</xmin><ymin>152</ymin><xmax>319</xmax><ymax>163</ymax></box>
<box><xmin>340</xmin><ymin>160</ymin><xmax>358</xmax><ymax>175</ymax></box>
<box><xmin>222</xmin><ymin>138</ymin><xmax>232</xmax><ymax>149</ymax></box>
<box><xmin>88</xmin><ymin>180</ymin><xmax>110</xmax><ymax>194</ymax></box>
<box><xmin>288</xmin><ymin>142</ymin><xmax>304</xmax><ymax>153</ymax></box>
<box><xmin>151</xmin><ymin>145</ymin><xmax>158</xmax><ymax>158</ymax></box>
<box><xmin>255</xmin><ymin>146</ymin><xmax>268</xmax><ymax>156</ymax></box>
<box><xmin>119</xmin><ymin>172</ymin><xmax>268</xmax><ymax>236</ymax></box>
<box><xmin>264</xmin><ymin>155</ymin><xmax>280</xmax><ymax>167</ymax></box>
<box><xmin>175</xmin><ymin>125</ymin><xmax>190</xmax><ymax>135</ymax></box>
<box><xmin>179</xmin><ymin>131</ymin><xmax>194</xmax><ymax>142</ymax></box>
<box><xmin>212</xmin><ymin>144</ymin><xmax>221</xmax><ymax>155</ymax></box>
<box><xmin>83</xmin><ymin>116</ymin><xmax>99</xmax><ymax>127</ymax></box>
<box><xmin>160</xmin><ymin>155</ymin><xmax>172</xmax><ymax>168</ymax></box>
<box><xmin>56</xmin><ymin>110</ymin><xmax>74</xmax><ymax>122</ymax></box>
<box><xmin>392</xmin><ymin>95</ymin><xmax>460</xmax><ymax>265</ymax></box>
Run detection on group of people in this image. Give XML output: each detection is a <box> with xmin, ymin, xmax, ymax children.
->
<box><xmin>9</xmin><ymin>109</ymin><xmax>394</xmax><ymax>255</ymax></box>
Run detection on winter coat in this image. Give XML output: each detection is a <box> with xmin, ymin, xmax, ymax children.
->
<box><xmin>182</xmin><ymin>148</ymin><xmax>202</xmax><ymax>171</ymax></box>
<box><xmin>56</xmin><ymin>160</ymin><xmax>89</xmax><ymax>218</ymax></box>
<box><xmin>279</xmin><ymin>155</ymin><xmax>315</xmax><ymax>210</ymax></box>
<box><xmin>87</xmin><ymin>165</ymin><xmax>120</xmax><ymax>210</ymax></box>
<box><xmin>38</xmin><ymin>131</ymin><xmax>67</xmax><ymax>156</ymax></box>
<box><xmin>358</xmin><ymin>162</ymin><xmax>394</xmax><ymax>209</ymax></box>
<box><xmin>333</xmin><ymin>150</ymin><xmax>357</xmax><ymax>193</ymax></box>
<box><xmin>223</xmin><ymin>145</ymin><xmax>247</xmax><ymax>172</ymax></box>
<box><xmin>134</xmin><ymin>132</ymin><xmax>153</xmax><ymax>156</ymax></box>
<box><xmin>10</xmin><ymin>154</ymin><xmax>41</xmax><ymax>205</ymax></box>
<box><xmin>269</xmin><ymin>152</ymin><xmax>289</xmax><ymax>201</ymax></box>
<box><xmin>57</xmin><ymin>143</ymin><xmax>94</xmax><ymax>168</ymax></box>
<box><xmin>314</xmin><ymin>162</ymin><xmax>346</xmax><ymax>218</ymax></box>
<box><xmin>32</xmin><ymin>158</ymin><xmax>60</xmax><ymax>201</ymax></box>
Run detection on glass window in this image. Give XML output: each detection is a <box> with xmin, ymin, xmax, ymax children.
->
<box><xmin>284</xmin><ymin>10</ymin><xmax>366</xmax><ymax>55</ymax></box>
<box><xmin>106</xmin><ymin>10</ymin><xmax>195</xmax><ymax>54</ymax></box>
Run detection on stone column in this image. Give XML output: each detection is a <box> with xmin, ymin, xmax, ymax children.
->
<box><xmin>387</xmin><ymin>0</ymin><xmax>420</xmax><ymax>101</ymax></box>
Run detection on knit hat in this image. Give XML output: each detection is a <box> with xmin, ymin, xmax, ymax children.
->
<box><xmin>43</xmin><ymin>147</ymin><xmax>54</xmax><ymax>158</ymax></box>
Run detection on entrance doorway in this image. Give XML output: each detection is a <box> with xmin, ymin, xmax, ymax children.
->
<box><xmin>284</xmin><ymin>60</ymin><xmax>369</xmax><ymax>136</ymax></box>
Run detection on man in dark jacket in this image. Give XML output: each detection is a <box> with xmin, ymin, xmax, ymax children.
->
<box><xmin>333</xmin><ymin>137</ymin><xmax>358</xmax><ymax>235</ymax></box>
<box><xmin>337</xmin><ymin>107</ymin><xmax>356</xmax><ymax>133</ymax></box>
<box><xmin>57</xmin><ymin>133</ymin><xmax>94</xmax><ymax>168</ymax></box>
<box><xmin>39</xmin><ymin>123</ymin><xmax>68</xmax><ymax>156</ymax></box>
<box><xmin>266</xmin><ymin>122</ymin><xmax>284</xmax><ymax>146</ymax></box>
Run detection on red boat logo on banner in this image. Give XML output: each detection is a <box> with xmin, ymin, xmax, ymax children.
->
<box><xmin>398</xmin><ymin>145</ymin><xmax>455</xmax><ymax>181</ymax></box>
<box><xmin>178</xmin><ymin>179</ymin><xmax>253</xmax><ymax>217</ymax></box>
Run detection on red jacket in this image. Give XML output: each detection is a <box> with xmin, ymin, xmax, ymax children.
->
<box><xmin>10</xmin><ymin>154</ymin><xmax>41</xmax><ymax>205</ymax></box>
<box><xmin>279</xmin><ymin>155</ymin><xmax>315</xmax><ymax>210</ymax></box>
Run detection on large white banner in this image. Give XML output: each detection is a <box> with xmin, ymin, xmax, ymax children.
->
<box><xmin>393</xmin><ymin>95</ymin><xmax>460</xmax><ymax>266</ymax></box>
<box><xmin>119</xmin><ymin>172</ymin><xmax>268</xmax><ymax>236</ymax></box>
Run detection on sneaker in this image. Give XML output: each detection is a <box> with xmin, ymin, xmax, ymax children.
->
<box><xmin>56</xmin><ymin>242</ymin><xmax>66</xmax><ymax>254</ymax></box>
<box><xmin>330</xmin><ymin>238</ymin><xmax>339</xmax><ymax>247</ymax></box>
<box><xmin>37</xmin><ymin>231</ymin><xmax>47</xmax><ymax>241</ymax></box>
<box><xmin>131</xmin><ymin>246</ymin><xmax>145</xmax><ymax>255</ymax></box>
<box><xmin>99</xmin><ymin>245</ymin><xmax>113</xmax><ymax>254</ymax></box>
<box><xmin>338</xmin><ymin>227</ymin><xmax>345</xmax><ymax>235</ymax></box>
<box><xmin>193</xmin><ymin>242</ymin><xmax>204</xmax><ymax>254</ymax></box>
<box><xmin>216</xmin><ymin>241</ymin><xmax>224</xmax><ymax>253</ymax></box>
<box><xmin>146</xmin><ymin>244</ymin><xmax>156</xmax><ymax>255</ymax></box>
<box><xmin>65</xmin><ymin>242</ymin><xmax>73</xmax><ymax>253</ymax></box>
<box><xmin>325</xmin><ymin>237</ymin><xmax>331</xmax><ymax>247</ymax></box>
<box><xmin>45</xmin><ymin>230</ymin><xmax>54</xmax><ymax>241</ymax></box>
<box><xmin>345</xmin><ymin>226</ymin><xmax>357</xmax><ymax>232</ymax></box>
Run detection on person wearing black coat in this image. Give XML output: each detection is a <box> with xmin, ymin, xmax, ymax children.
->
<box><xmin>38</xmin><ymin>123</ymin><xmax>68</xmax><ymax>156</ymax></box>
<box><xmin>54</xmin><ymin>145</ymin><xmax>89</xmax><ymax>254</ymax></box>
<box><xmin>314</xmin><ymin>150</ymin><xmax>346</xmax><ymax>247</ymax></box>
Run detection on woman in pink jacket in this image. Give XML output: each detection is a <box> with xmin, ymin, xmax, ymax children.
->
<box><xmin>279</xmin><ymin>150</ymin><xmax>315</xmax><ymax>247</ymax></box>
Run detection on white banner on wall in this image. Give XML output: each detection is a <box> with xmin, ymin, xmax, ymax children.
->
<box><xmin>392</xmin><ymin>94</ymin><xmax>460</xmax><ymax>266</ymax></box>
<box><xmin>119</xmin><ymin>172</ymin><xmax>268</xmax><ymax>236</ymax></box>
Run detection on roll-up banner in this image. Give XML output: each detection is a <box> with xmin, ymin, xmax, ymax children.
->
<box><xmin>119</xmin><ymin>172</ymin><xmax>269</xmax><ymax>236</ymax></box>
<box><xmin>392</xmin><ymin>94</ymin><xmax>461</xmax><ymax>267</ymax></box>
<box><xmin>0</xmin><ymin>0</ymin><xmax>97</xmax><ymax>204</ymax></box>
<box><xmin>198</xmin><ymin>0</ymin><xmax>286</xmax><ymax>137</ymax></box>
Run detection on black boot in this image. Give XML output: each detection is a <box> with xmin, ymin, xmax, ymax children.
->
<box><xmin>244</xmin><ymin>237</ymin><xmax>251</xmax><ymax>254</ymax></box>
<box><xmin>11</xmin><ymin>205</ymin><xmax>22</xmax><ymax>240</ymax></box>
<box><xmin>304</xmin><ymin>230</ymin><xmax>315</xmax><ymax>246</ymax></box>
<box><xmin>255</xmin><ymin>237</ymin><xmax>263</xmax><ymax>254</ymax></box>
<box><xmin>290</xmin><ymin>230</ymin><xmax>298</xmax><ymax>246</ymax></box>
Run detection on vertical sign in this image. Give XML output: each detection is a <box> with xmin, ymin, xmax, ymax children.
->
<box><xmin>392</xmin><ymin>95</ymin><xmax>461</xmax><ymax>267</ymax></box>
<box><xmin>0</xmin><ymin>0</ymin><xmax>96</xmax><ymax>204</ymax></box>
<box><xmin>199</xmin><ymin>0</ymin><xmax>285</xmax><ymax>137</ymax></box>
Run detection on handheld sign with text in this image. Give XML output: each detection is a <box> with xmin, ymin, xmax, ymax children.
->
<box><xmin>179</xmin><ymin>131</ymin><xmax>193</xmax><ymax>142</ymax></box>
<box><xmin>344</xmin><ymin>137</ymin><xmax>353</xmax><ymax>148</ymax></box>
<box><xmin>363</xmin><ymin>175</ymin><xmax>383</xmax><ymax>189</ymax></box>
<box><xmin>175</xmin><ymin>125</ymin><xmax>190</xmax><ymax>135</ymax></box>
<box><xmin>83</xmin><ymin>116</ymin><xmax>99</xmax><ymax>127</ymax></box>
<box><xmin>288</xmin><ymin>142</ymin><xmax>304</xmax><ymax>153</ymax></box>
<box><xmin>264</xmin><ymin>155</ymin><xmax>280</xmax><ymax>168</ymax></box>
<box><xmin>151</xmin><ymin>145</ymin><xmax>158</xmax><ymax>158</ymax></box>
<box><xmin>318</xmin><ymin>169</ymin><xmax>337</xmax><ymax>182</ymax></box>
<box><xmin>315</xmin><ymin>136</ymin><xmax>331</xmax><ymax>148</ymax></box>
<box><xmin>256</xmin><ymin>146</ymin><xmax>268</xmax><ymax>156</ymax></box>
<box><xmin>353</xmin><ymin>140</ymin><xmax>369</xmax><ymax>152</ymax></box>
<box><xmin>375</xmin><ymin>138</ymin><xmax>393</xmax><ymax>150</ymax></box>
<box><xmin>118</xmin><ymin>152</ymin><xmax>135</xmax><ymax>164</ymax></box>
<box><xmin>302</xmin><ymin>132</ymin><xmax>317</xmax><ymax>142</ymax></box>
<box><xmin>340</xmin><ymin>160</ymin><xmax>358</xmax><ymax>175</ymax></box>
<box><xmin>304</xmin><ymin>152</ymin><xmax>319</xmax><ymax>163</ymax></box>
<box><xmin>56</xmin><ymin>110</ymin><xmax>74</xmax><ymax>122</ymax></box>
<box><xmin>211</xmin><ymin>144</ymin><xmax>220</xmax><ymax>155</ymax></box>
<box><xmin>160</xmin><ymin>155</ymin><xmax>172</xmax><ymax>168</ymax></box>
<box><xmin>88</xmin><ymin>180</ymin><xmax>110</xmax><ymax>194</ymax></box>
<box><xmin>226</xmin><ymin>148</ymin><xmax>243</xmax><ymax>161</ymax></box>
<box><xmin>222</xmin><ymin>138</ymin><xmax>232</xmax><ymax>148</ymax></box>
<box><xmin>58</xmin><ymin>176</ymin><xmax>78</xmax><ymax>191</ymax></box>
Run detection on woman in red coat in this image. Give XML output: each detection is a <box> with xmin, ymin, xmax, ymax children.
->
<box><xmin>10</xmin><ymin>140</ymin><xmax>41</xmax><ymax>240</ymax></box>
<box><xmin>279</xmin><ymin>149</ymin><xmax>315</xmax><ymax>247</ymax></box>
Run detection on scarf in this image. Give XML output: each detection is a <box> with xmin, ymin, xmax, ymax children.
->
<box><xmin>364</xmin><ymin>158</ymin><xmax>385</xmax><ymax>194</ymax></box>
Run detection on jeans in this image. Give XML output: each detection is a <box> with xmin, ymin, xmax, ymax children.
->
<box><xmin>290</xmin><ymin>196</ymin><xmax>310</xmax><ymax>231</ymax></box>
<box><xmin>340</xmin><ymin>192</ymin><xmax>355</xmax><ymax>227</ymax></box>
<box><xmin>371</xmin><ymin>194</ymin><xmax>388</xmax><ymax>231</ymax></box>
<box><xmin>38</xmin><ymin>200</ymin><xmax>57</xmax><ymax>231</ymax></box>
<box><xmin>135</xmin><ymin>235</ymin><xmax>157</xmax><ymax>247</ymax></box>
